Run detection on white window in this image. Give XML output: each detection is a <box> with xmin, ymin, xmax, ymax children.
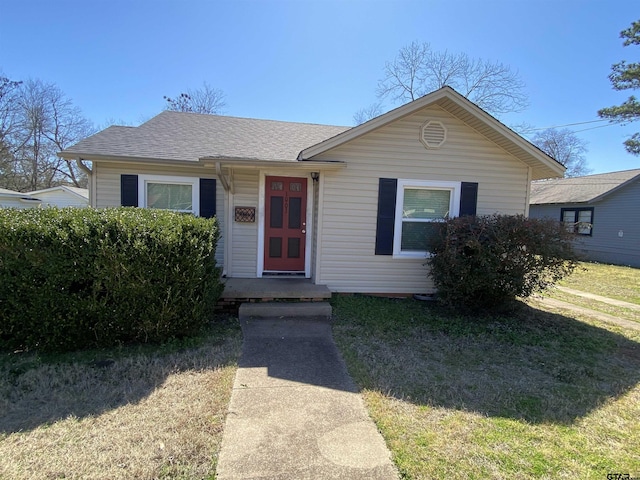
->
<box><xmin>138</xmin><ymin>175</ymin><xmax>200</xmax><ymax>215</ymax></box>
<box><xmin>393</xmin><ymin>179</ymin><xmax>461</xmax><ymax>258</ymax></box>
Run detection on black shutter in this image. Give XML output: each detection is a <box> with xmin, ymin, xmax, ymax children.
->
<box><xmin>459</xmin><ymin>182</ymin><xmax>478</xmax><ymax>216</ymax></box>
<box><xmin>121</xmin><ymin>174</ymin><xmax>138</xmax><ymax>207</ymax></box>
<box><xmin>199</xmin><ymin>179</ymin><xmax>216</xmax><ymax>218</ymax></box>
<box><xmin>375</xmin><ymin>178</ymin><xmax>397</xmax><ymax>255</ymax></box>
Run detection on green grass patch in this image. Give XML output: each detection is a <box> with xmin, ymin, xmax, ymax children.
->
<box><xmin>332</xmin><ymin>295</ymin><xmax>640</xmax><ymax>479</ymax></box>
<box><xmin>559</xmin><ymin>262</ymin><xmax>640</xmax><ymax>305</ymax></box>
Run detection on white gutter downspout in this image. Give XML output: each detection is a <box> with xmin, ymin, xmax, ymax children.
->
<box><xmin>215</xmin><ymin>162</ymin><xmax>233</xmax><ymax>278</ymax></box>
<box><xmin>525</xmin><ymin>166</ymin><xmax>532</xmax><ymax>217</ymax></box>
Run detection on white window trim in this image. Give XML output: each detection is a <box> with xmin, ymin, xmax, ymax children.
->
<box><xmin>138</xmin><ymin>174</ymin><xmax>200</xmax><ymax>216</ymax></box>
<box><xmin>393</xmin><ymin>179</ymin><xmax>461</xmax><ymax>259</ymax></box>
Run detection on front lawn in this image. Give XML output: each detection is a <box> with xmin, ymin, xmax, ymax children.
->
<box><xmin>0</xmin><ymin>319</ymin><xmax>242</xmax><ymax>480</ymax></box>
<box><xmin>332</xmin><ymin>295</ymin><xmax>640</xmax><ymax>479</ymax></box>
<box><xmin>557</xmin><ymin>262</ymin><xmax>640</xmax><ymax>305</ymax></box>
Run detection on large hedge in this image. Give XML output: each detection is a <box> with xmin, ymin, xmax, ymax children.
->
<box><xmin>426</xmin><ymin>214</ymin><xmax>578</xmax><ymax>310</ymax></box>
<box><xmin>0</xmin><ymin>207</ymin><xmax>223</xmax><ymax>352</ymax></box>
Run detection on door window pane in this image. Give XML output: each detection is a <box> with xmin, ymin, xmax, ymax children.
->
<box><xmin>270</xmin><ymin>197</ymin><xmax>283</xmax><ymax>228</ymax></box>
<box><xmin>288</xmin><ymin>238</ymin><xmax>300</xmax><ymax>258</ymax></box>
<box><xmin>271</xmin><ymin>181</ymin><xmax>283</xmax><ymax>191</ymax></box>
<box><xmin>147</xmin><ymin>183</ymin><xmax>193</xmax><ymax>211</ymax></box>
<box><xmin>289</xmin><ymin>197</ymin><xmax>301</xmax><ymax>229</ymax></box>
<box><xmin>289</xmin><ymin>182</ymin><xmax>302</xmax><ymax>192</ymax></box>
<box><xmin>269</xmin><ymin>237</ymin><xmax>282</xmax><ymax>258</ymax></box>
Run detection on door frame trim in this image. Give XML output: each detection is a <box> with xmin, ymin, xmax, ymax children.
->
<box><xmin>257</xmin><ymin>170</ymin><xmax>313</xmax><ymax>278</ymax></box>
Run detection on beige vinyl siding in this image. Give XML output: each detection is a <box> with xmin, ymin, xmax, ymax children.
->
<box><xmin>229</xmin><ymin>170</ymin><xmax>259</xmax><ymax>278</ymax></box>
<box><xmin>313</xmin><ymin>105</ymin><xmax>530</xmax><ymax>293</ymax></box>
<box><xmin>94</xmin><ymin>161</ymin><xmax>226</xmax><ymax>268</ymax></box>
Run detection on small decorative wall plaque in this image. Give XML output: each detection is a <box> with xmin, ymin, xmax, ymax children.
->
<box><xmin>235</xmin><ymin>206</ymin><xmax>256</xmax><ymax>223</ymax></box>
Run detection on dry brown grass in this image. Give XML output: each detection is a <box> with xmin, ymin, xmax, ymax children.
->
<box><xmin>0</xmin><ymin>324</ymin><xmax>242</xmax><ymax>480</ymax></box>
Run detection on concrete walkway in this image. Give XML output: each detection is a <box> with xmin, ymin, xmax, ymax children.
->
<box><xmin>556</xmin><ymin>286</ymin><xmax>640</xmax><ymax>312</ymax></box>
<box><xmin>535</xmin><ymin>296</ymin><xmax>640</xmax><ymax>332</ymax></box>
<box><xmin>215</xmin><ymin>318</ymin><xmax>399</xmax><ymax>479</ymax></box>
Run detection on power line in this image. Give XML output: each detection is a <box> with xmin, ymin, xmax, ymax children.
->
<box><xmin>528</xmin><ymin>119</ymin><xmax>609</xmax><ymax>131</ymax></box>
<box><xmin>572</xmin><ymin>123</ymin><xmax>616</xmax><ymax>133</ymax></box>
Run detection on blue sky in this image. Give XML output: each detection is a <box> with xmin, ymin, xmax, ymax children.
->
<box><xmin>1</xmin><ymin>0</ymin><xmax>638</xmax><ymax>174</ymax></box>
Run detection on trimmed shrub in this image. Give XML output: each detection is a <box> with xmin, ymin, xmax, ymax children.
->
<box><xmin>0</xmin><ymin>207</ymin><xmax>222</xmax><ymax>352</ymax></box>
<box><xmin>426</xmin><ymin>214</ymin><xmax>578</xmax><ymax>310</ymax></box>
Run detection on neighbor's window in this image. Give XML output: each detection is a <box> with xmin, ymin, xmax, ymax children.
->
<box><xmin>393</xmin><ymin>180</ymin><xmax>461</xmax><ymax>257</ymax></box>
<box><xmin>561</xmin><ymin>207</ymin><xmax>593</xmax><ymax>236</ymax></box>
<box><xmin>138</xmin><ymin>175</ymin><xmax>199</xmax><ymax>215</ymax></box>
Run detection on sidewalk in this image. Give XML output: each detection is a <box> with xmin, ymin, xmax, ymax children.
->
<box><xmin>215</xmin><ymin>317</ymin><xmax>399</xmax><ymax>479</ymax></box>
<box><xmin>555</xmin><ymin>286</ymin><xmax>640</xmax><ymax>312</ymax></box>
<box><xmin>534</xmin><ymin>287</ymin><xmax>640</xmax><ymax>332</ymax></box>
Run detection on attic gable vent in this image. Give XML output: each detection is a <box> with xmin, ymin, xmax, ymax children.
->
<box><xmin>420</xmin><ymin>121</ymin><xmax>447</xmax><ymax>149</ymax></box>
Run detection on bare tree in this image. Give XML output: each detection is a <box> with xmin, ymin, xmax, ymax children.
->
<box><xmin>353</xmin><ymin>102</ymin><xmax>384</xmax><ymax>125</ymax></box>
<box><xmin>164</xmin><ymin>82</ymin><xmax>226</xmax><ymax>115</ymax></box>
<box><xmin>0</xmin><ymin>75</ymin><xmax>23</xmax><ymax>187</ymax></box>
<box><xmin>531</xmin><ymin>128</ymin><xmax>592</xmax><ymax>177</ymax></box>
<box><xmin>376</xmin><ymin>41</ymin><xmax>528</xmax><ymax>116</ymax></box>
<box><xmin>0</xmin><ymin>77</ymin><xmax>94</xmax><ymax>191</ymax></box>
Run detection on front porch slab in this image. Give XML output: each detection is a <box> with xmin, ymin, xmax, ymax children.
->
<box><xmin>223</xmin><ymin>278</ymin><xmax>331</xmax><ymax>300</ymax></box>
<box><xmin>218</xmin><ymin>278</ymin><xmax>332</xmax><ymax>314</ymax></box>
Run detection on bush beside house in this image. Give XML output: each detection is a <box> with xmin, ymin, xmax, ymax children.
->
<box><xmin>427</xmin><ymin>214</ymin><xmax>578</xmax><ymax>310</ymax></box>
<box><xmin>0</xmin><ymin>207</ymin><xmax>222</xmax><ymax>352</ymax></box>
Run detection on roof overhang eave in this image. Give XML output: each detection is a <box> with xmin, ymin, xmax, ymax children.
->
<box><xmin>200</xmin><ymin>156</ymin><xmax>346</xmax><ymax>171</ymax></box>
<box><xmin>0</xmin><ymin>193</ymin><xmax>42</xmax><ymax>203</ymax></box>
<box><xmin>58</xmin><ymin>152</ymin><xmax>205</xmax><ymax>168</ymax></box>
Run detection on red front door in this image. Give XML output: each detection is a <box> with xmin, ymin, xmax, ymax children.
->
<box><xmin>264</xmin><ymin>176</ymin><xmax>307</xmax><ymax>272</ymax></box>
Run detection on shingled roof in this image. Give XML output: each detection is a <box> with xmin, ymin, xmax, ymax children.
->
<box><xmin>59</xmin><ymin>111</ymin><xmax>350</xmax><ymax>163</ymax></box>
<box><xmin>530</xmin><ymin>168</ymin><xmax>640</xmax><ymax>204</ymax></box>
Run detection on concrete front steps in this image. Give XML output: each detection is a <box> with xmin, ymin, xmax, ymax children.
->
<box><xmin>220</xmin><ymin>278</ymin><xmax>333</xmax><ymax>319</ymax></box>
<box><xmin>239</xmin><ymin>301</ymin><xmax>332</xmax><ymax>321</ymax></box>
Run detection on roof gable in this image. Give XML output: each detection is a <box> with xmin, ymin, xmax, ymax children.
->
<box><xmin>298</xmin><ymin>87</ymin><xmax>565</xmax><ymax>180</ymax></box>
<box><xmin>530</xmin><ymin>168</ymin><xmax>640</xmax><ymax>204</ymax></box>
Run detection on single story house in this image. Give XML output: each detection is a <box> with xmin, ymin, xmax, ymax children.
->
<box><xmin>529</xmin><ymin>168</ymin><xmax>640</xmax><ymax>268</ymax></box>
<box><xmin>59</xmin><ymin>87</ymin><xmax>564</xmax><ymax>294</ymax></box>
<box><xmin>27</xmin><ymin>186</ymin><xmax>89</xmax><ymax>208</ymax></box>
<box><xmin>0</xmin><ymin>188</ymin><xmax>42</xmax><ymax>209</ymax></box>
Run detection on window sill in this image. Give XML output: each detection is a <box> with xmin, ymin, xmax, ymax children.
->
<box><xmin>392</xmin><ymin>251</ymin><xmax>432</xmax><ymax>259</ymax></box>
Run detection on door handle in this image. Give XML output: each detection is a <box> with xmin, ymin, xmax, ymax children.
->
<box><xmin>302</xmin><ymin>230</ymin><xmax>306</xmax><ymax>234</ymax></box>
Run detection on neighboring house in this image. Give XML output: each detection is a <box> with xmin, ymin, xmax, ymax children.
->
<box><xmin>59</xmin><ymin>87</ymin><xmax>564</xmax><ymax>294</ymax></box>
<box><xmin>27</xmin><ymin>186</ymin><xmax>89</xmax><ymax>208</ymax></box>
<box><xmin>529</xmin><ymin>169</ymin><xmax>640</xmax><ymax>268</ymax></box>
<box><xmin>0</xmin><ymin>188</ymin><xmax>42</xmax><ymax>209</ymax></box>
